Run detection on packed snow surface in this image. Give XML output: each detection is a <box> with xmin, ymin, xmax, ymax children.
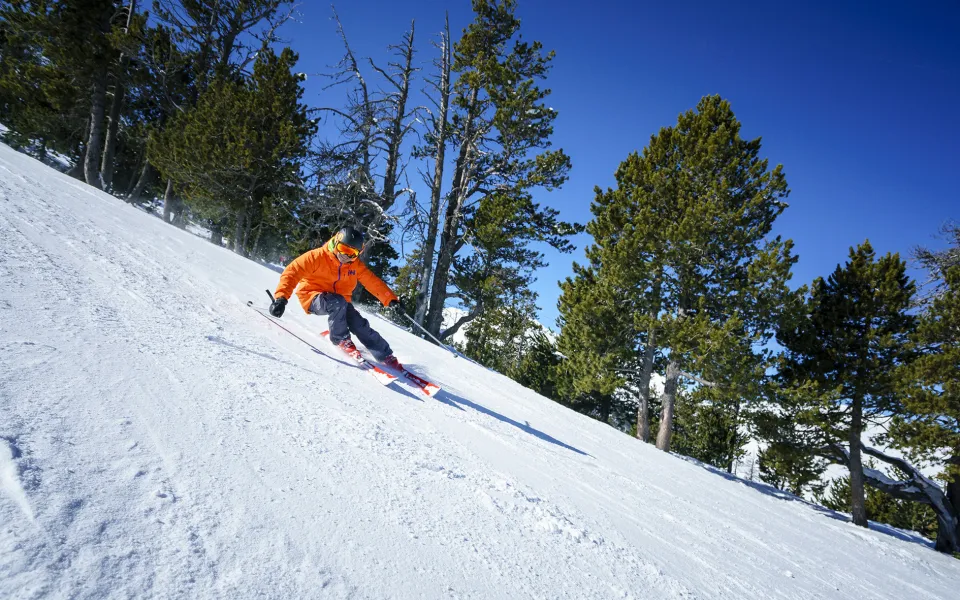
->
<box><xmin>2</xmin><ymin>143</ymin><xmax>959</xmax><ymax>599</ymax></box>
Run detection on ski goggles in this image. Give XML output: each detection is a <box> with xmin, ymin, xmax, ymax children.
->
<box><xmin>334</xmin><ymin>241</ymin><xmax>361</xmax><ymax>258</ymax></box>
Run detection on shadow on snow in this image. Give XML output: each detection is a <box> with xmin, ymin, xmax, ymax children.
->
<box><xmin>433</xmin><ymin>388</ymin><xmax>591</xmax><ymax>458</ymax></box>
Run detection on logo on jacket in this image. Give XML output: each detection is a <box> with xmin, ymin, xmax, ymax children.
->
<box><xmin>347</xmin><ymin>270</ymin><xmax>356</xmax><ymax>276</ymax></box>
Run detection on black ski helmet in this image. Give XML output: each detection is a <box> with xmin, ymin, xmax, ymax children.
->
<box><xmin>335</xmin><ymin>226</ymin><xmax>364</xmax><ymax>251</ymax></box>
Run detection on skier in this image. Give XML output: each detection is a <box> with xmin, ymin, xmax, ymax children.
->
<box><xmin>269</xmin><ymin>226</ymin><xmax>405</xmax><ymax>369</ymax></box>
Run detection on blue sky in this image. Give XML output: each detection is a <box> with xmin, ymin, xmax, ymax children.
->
<box><xmin>280</xmin><ymin>0</ymin><xmax>959</xmax><ymax>328</ymax></box>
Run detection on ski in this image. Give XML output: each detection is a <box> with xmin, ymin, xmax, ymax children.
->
<box><xmin>320</xmin><ymin>330</ymin><xmax>441</xmax><ymax>397</ymax></box>
<box><xmin>247</xmin><ymin>301</ymin><xmax>396</xmax><ymax>386</ymax></box>
<box><xmin>327</xmin><ymin>338</ymin><xmax>398</xmax><ymax>386</ymax></box>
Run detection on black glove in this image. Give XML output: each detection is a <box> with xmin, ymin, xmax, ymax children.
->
<box><xmin>387</xmin><ymin>297</ymin><xmax>406</xmax><ymax>318</ymax></box>
<box><xmin>269</xmin><ymin>296</ymin><xmax>288</xmax><ymax>318</ymax></box>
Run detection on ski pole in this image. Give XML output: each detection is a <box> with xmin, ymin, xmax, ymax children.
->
<box><xmin>400</xmin><ymin>312</ymin><xmax>459</xmax><ymax>357</ymax></box>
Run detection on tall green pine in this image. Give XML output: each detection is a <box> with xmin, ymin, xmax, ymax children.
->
<box><xmin>777</xmin><ymin>241</ymin><xmax>916</xmax><ymax>528</ymax></box>
<box><xmin>558</xmin><ymin>96</ymin><xmax>795</xmax><ymax>451</ymax></box>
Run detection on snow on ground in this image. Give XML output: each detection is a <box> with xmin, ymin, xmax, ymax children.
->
<box><xmin>1</xmin><ymin>142</ymin><xmax>959</xmax><ymax>599</ymax></box>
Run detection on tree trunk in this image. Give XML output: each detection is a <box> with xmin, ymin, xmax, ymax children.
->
<box><xmin>234</xmin><ymin>210</ymin><xmax>246</xmax><ymax>254</ymax></box>
<box><xmin>209</xmin><ymin>220</ymin><xmax>223</xmax><ymax>247</ymax></box>
<box><xmin>848</xmin><ymin>395</ymin><xmax>869</xmax><ymax>527</ymax></box>
<box><xmin>636</xmin><ymin>327</ymin><xmax>656</xmax><ymax>443</ymax></box>
<box><xmin>83</xmin><ymin>67</ymin><xmax>107</xmax><ymax>189</ymax></box>
<box><xmin>727</xmin><ymin>399</ymin><xmax>743</xmax><ymax>474</ymax></box>
<box><xmin>251</xmin><ymin>224</ymin><xmax>263</xmax><ymax>257</ymax></box>
<box><xmin>242</xmin><ymin>212</ymin><xmax>254</xmax><ymax>257</ymax></box>
<box><xmin>656</xmin><ymin>360</ymin><xmax>681</xmax><ymax>451</ymax></box>
<box><xmin>424</xmin><ymin>194</ymin><xmax>461</xmax><ymax>337</ymax></box>
<box><xmin>828</xmin><ymin>444</ymin><xmax>960</xmax><ymax>553</ymax></box>
<box><xmin>438</xmin><ymin>298</ymin><xmax>483</xmax><ymax>342</ymax></box>
<box><xmin>67</xmin><ymin>153</ymin><xmax>86</xmax><ymax>180</ymax></box>
<box><xmin>101</xmin><ymin>0</ymin><xmax>137</xmax><ymax>192</ymax></box>
<box><xmin>162</xmin><ymin>179</ymin><xmax>174</xmax><ymax>223</ymax></box>
<box><xmin>84</xmin><ymin>65</ymin><xmax>109</xmax><ymax>189</ymax></box>
<box><xmin>100</xmin><ymin>78</ymin><xmax>124</xmax><ymax>192</ymax></box>
<box><xmin>424</xmin><ymin>86</ymin><xmax>479</xmax><ymax>338</ymax></box>
<box><xmin>940</xmin><ymin>461</ymin><xmax>960</xmax><ymax>552</ymax></box>
<box><xmin>172</xmin><ymin>200</ymin><xmax>187</xmax><ymax>229</ymax></box>
<box><xmin>414</xmin><ymin>16</ymin><xmax>452</xmax><ymax>326</ymax></box>
<box><xmin>127</xmin><ymin>160</ymin><xmax>152</xmax><ymax>204</ymax></box>
<box><xmin>636</xmin><ymin>277</ymin><xmax>661</xmax><ymax>443</ymax></box>
<box><xmin>381</xmin><ymin>22</ymin><xmax>415</xmax><ymax>210</ymax></box>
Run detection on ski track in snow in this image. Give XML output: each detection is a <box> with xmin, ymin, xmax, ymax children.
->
<box><xmin>2</xmin><ymin>143</ymin><xmax>960</xmax><ymax>599</ymax></box>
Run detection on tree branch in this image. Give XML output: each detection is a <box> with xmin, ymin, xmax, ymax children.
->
<box><xmin>679</xmin><ymin>370</ymin><xmax>718</xmax><ymax>388</ymax></box>
<box><xmin>439</xmin><ymin>298</ymin><xmax>484</xmax><ymax>341</ymax></box>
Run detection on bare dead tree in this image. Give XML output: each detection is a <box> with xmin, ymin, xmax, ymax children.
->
<box><xmin>317</xmin><ymin>7</ymin><xmax>380</xmax><ymax>184</ymax></box>
<box><xmin>368</xmin><ymin>20</ymin><xmax>419</xmax><ymax>211</ymax></box>
<box><xmin>307</xmin><ymin>8</ymin><xmax>421</xmax><ymax>256</ymax></box>
<box><xmin>411</xmin><ymin>13</ymin><xmax>452</xmax><ymax>325</ymax></box>
<box><xmin>154</xmin><ymin>0</ymin><xmax>296</xmax><ymax>88</ymax></box>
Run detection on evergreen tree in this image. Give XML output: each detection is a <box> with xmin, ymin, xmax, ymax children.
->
<box><xmin>509</xmin><ymin>329</ymin><xmax>561</xmax><ymax>401</ymax></box>
<box><xmin>887</xmin><ymin>262</ymin><xmax>960</xmax><ymax>551</ymax></box>
<box><xmin>556</xmin><ymin>265</ymin><xmax>636</xmax><ymax>426</ymax></box>
<box><xmin>391</xmin><ymin>242</ymin><xmax>427</xmax><ymax>311</ymax></box>
<box><xmin>149</xmin><ymin>47</ymin><xmax>315</xmax><ymax>255</ymax></box>
<box><xmin>673</xmin><ymin>386</ymin><xmax>750</xmax><ymax>473</ymax></box>
<box><xmin>448</xmin><ymin>187</ymin><xmax>576</xmax><ymax>347</ymax></box>
<box><xmin>116</xmin><ymin>21</ymin><xmax>195</xmax><ymax>205</ymax></box>
<box><xmin>461</xmin><ymin>288</ymin><xmax>539</xmax><ymax>373</ymax></box>
<box><xmin>152</xmin><ymin>0</ymin><xmax>294</xmax><ymax>88</ymax></box>
<box><xmin>756</xmin><ymin>439</ymin><xmax>827</xmax><ymax>498</ymax></box>
<box><xmin>777</xmin><ymin>241</ymin><xmax>916</xmax><ymax>528</ymax></box>
<box><xmin>0</xmin><ymin>0</ymin><xmax>123</xmax><ymax>171</ymax></box>
<box><xmin>558</xmin><ymin>96</ymin><xmax>795</xmax><ymax>451</ymax></box>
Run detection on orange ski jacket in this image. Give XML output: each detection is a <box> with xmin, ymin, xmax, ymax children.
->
<box><xmin>274</xmin><ymin>240</ymin><xmax>398</xmax><ymax>313</ymax></box>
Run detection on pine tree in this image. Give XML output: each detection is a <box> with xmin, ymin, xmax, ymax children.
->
<box><xmin>673</xmin><ymin>387</ymin><xmax>750</xmax><ymax>473</ymax></box>
<box><xmin>0</xmin><ymin>0</ymin><xmax>122</xmax><ymax>171</ymax></box>
<box><xmin>555</xmin><ymin>265</ymin><xmax>636</xmax><ymax>426</ymax></box>
<box><xmin>777</xmin><ymin>241</ymin><xmax>916</xmax><ymax>528</ymax></box>
<box><xmin>558</xmin><ymin>96</ymin><xmax>795</xmax><ymax>451</ymax></box>
<box><xmin>149</xmin><ymin>47</ymin><xmax>315</xmax><ymax>255</ymax></box>
<box><xmin>756</xmin><ymin>440</ymin><xmax>827</xmax><ymax>498</ymax></box>
<box><xmin>887</xmin><ymin>263</ymin><xmax>960</xmax><ymax>551</ymax></box>
<box><xmin>509</xmin><ymin>329</ymin><xmax>562</xmax><ymax>401</ymax></box>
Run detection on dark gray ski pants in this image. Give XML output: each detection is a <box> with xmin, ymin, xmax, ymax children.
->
<box><xmin>309</xmin><ymin>292</ymin><xmax>392</xmax><ymax>360</ymax></box>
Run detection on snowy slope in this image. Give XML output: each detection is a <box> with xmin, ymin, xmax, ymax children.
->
<box><xmin>1</xmin><ymin>143</ymin><xmax>959</xmax><ymax>600</ymax></box>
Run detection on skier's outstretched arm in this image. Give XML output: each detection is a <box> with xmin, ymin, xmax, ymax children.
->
<box><xmin>357</xmin><ymin>263</ymin><xmax>399</xmax><ymax>307</ymax></box>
